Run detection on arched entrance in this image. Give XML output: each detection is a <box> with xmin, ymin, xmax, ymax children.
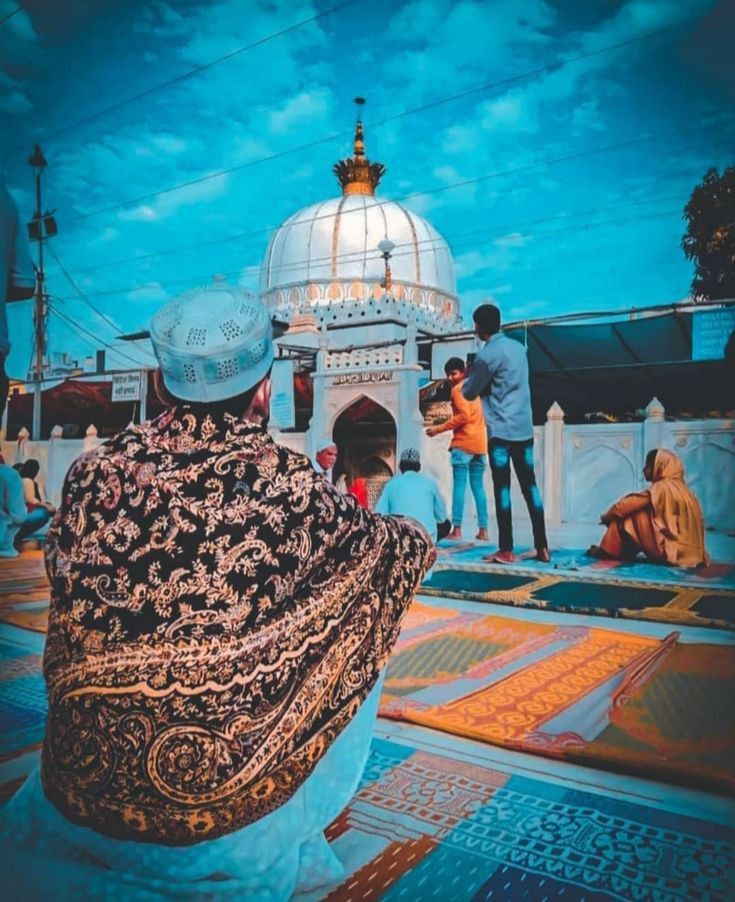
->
<box><xmin>332</xmin><ymin>396</ymin><xmax>396</xmax><ymax>509</ymax></box>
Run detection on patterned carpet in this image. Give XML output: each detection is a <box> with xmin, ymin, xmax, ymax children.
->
<box><xmin>380</xmin><ymin>603</ymin><xmax>735</xmax><ymax>795</ymax></box>
<box><xmin>0</xmin><ymin>551</ymin><xmax>49</xmax><ymax>634</ymax></box>
<box><xmin>1</xmin><ymin>553</ymin><xmax>734</xmax><ymax>899</ymax></box>
<box><xmin>440</xmin><ymin>544</ymin><xmax>735</xmax><ymax>589</ymax></box>
<box><xmin>315</xmin><ymin>732</ymin><xmax>735</xmax><ymax>901</ymax></box>
<box><xmin>423</xmin><ymin>562</ymin><xmax>735</xmax><ymax>631</ymax></box>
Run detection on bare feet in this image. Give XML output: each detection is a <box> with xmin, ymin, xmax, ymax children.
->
<box><xmin>535</xmin><ymin>548</ymin><xmax>551</xmax><ymax>563</ymax></box>
<box><xmin>476</xmin><ymin>528</ymin><xmax>489</xmax><ymax>541</ymax></box>
<box><xmin>447</xmin><ymin>527</ymin><xmax>462</xmax><ymax>540</ymax></box>
<box><xmin>482</xmin><ymin>550</ymin><xmax>516</xmax><ymax>564</ymax></box>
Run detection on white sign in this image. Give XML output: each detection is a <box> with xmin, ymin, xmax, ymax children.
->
<box><xmin>692</xmin><ymin>309</ymin><xmax>735</xmax><ymax>361</ymax></box>
<box><xmin>111</xmin><ymin>371</ymin><xmax>142</xmax><ymax>402</ymax></box>
<box><xmin>270</xmin><ymin>358</ymin><xmax>295</xmax><ymax>430</ymax></box>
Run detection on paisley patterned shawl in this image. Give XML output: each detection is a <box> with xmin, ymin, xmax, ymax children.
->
<box><xmin>41</xmin><ymin>406</ymin><xmax>434</xmax><ymax>845</ymax></box>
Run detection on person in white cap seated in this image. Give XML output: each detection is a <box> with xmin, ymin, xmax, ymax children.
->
<box><xmin>0</xmin><ymin>282</ymin><xmax>434</xmax><ymax>899</ymax></box>
<box><xmin>312</xmin><ymin>438</ymin><xmax>338</xmax><ymax>482</ymax></box>
<box><xmin>375</xmin><ymin>448</ymin><xmax>451</xmax><ymax>543</ymax></box>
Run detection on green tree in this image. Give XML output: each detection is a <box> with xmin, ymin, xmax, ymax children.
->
<box><xmin>682</xmin><ymin>166</ymin><xmax>735</xmax><ymax>301</ymax></box>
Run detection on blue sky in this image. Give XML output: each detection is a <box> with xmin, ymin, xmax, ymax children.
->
<box><xmin>1</xmin><ymin>0</ymin><xmax>733</xmax><ymax>376</ymax></box>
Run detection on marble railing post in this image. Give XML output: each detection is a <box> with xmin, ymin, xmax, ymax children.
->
<box><xmin>644</xmin><ymin>397</ymin><xmax>665</xmax><ymax>460</ymax></box>
<box><xmin>83</xmin><ymin>424</ymin><xmax>99</xmax><ymax>453</ymax></box>
<box><xmin>543</xmin><ymin>401</ymin><xmax>564</xmax><ymax>525</ymax></box>
<box><xmin>47</xmin><ymin>425</ymin><xmax>65</xmax><ymax>508</ymax></box>
<box><xmin>16</xmin><ymin>426</ymin><xmax>29</xmax><ymax>465</ymax></box>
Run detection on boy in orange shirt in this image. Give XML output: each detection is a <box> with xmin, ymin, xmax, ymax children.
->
<box><xmin>426</xmin><ymin>357</ymin><xmax>489</xmax><ymax>540</ymax></box>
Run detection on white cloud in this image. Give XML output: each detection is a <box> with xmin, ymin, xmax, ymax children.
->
<box><xmin>266</xmin><ymin>89</ymin><xmax>333</xmax><ymax>135</ymax></box>
<box><xmin>150</xmin><ymin>134</ymin><xmax>190</xmax><ymax>155</ymax></box>
<box><xmin>118</xmin><ymin>204</ymin><xmax>159</xmax><ymax>222</ymax></box>
<box><xmin>126</xmin><ymin>282</ymin><xmax>170</xmax><ymax>303</ymax></box>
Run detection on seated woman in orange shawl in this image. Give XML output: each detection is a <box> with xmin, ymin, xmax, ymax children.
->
<box><xmin>588</xmin><ymin>448</ymin><xmax>710</xmax><ymax>567</ymax></box>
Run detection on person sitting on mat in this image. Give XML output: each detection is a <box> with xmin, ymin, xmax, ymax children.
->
<box><xmin>588</xmin><ymin>448</ymin><xmax>710</xmax><ymax>568</ymax></box>
<box><xmin>376</xmin><ymin>448</ymin><xmax>452</xmax><ymax>544</ymax></box>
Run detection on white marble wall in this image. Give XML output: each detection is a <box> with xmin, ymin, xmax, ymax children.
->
<box><xmin>561</xmin><ymin>414</ymin><xmax>734</xmax><ymax>531</ymax></box>
<box><xmin>6</xmin><ymin>403</ymin><xmax>733</xmax><ymax>535</ymax></box>
<box><xmin>563</xmin><ymin>424</ymin><xmax>643</xmax><ymax>524</ymax></box>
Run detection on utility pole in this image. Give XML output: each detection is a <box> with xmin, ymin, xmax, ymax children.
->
<box><xmin>27</xmin><ymin>144</ymin><xmax>55</xmax><ymax>441</ymax></box>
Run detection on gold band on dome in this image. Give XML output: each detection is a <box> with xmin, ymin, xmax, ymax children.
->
<box><xmin>343</xmin><ymin>179</ymin><xmax>376</xmax><ymax>196</ymax></box>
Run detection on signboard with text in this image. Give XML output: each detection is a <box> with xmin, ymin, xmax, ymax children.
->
<box><xmin>270</xmin><ymin>359</ymin><xmax>295</xmax><ymax>430</ymax></box>
<box><xmin>692</xmin><ymin>309</ymin><xmax>735</xmax><ymax>361</ymax></box>
<box><xmin>111</xmin><ymin>371</ymin><xmax>142</xmax><ymax>403</ymax></box>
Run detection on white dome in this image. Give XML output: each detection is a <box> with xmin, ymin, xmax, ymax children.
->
<box><xmin>262</xmin><ymin>194</ymin><xmax>456</xmax><ymax>299</ymax></box>
<box><xmin>259</xmin><ymin>117</ymin><xmax>461</xmax><ymax>333</ymax></box>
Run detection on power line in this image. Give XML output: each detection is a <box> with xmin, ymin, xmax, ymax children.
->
<box><xmin>48</xmin><ymin>246</ymin><xmax>125</xmax><ymax>336</ymax></box>
<box><xmin>45</xmin><ymin>0</ymin><xmax>360</xmax><ymax>143</ymax></box>
<box><xmin>62</xmin><ymin>25</ymin><xmax>686</xmax><ymax>226</ymax></box>
<box><xmin>0</xmin><ymin>5</ymin><xmax>21</xmax><ymax>27</ymax></box>
<box><xmin>55</xmin><ymin>184</ymin><xmax>686</xmax><ymax>278</ymax></box>
<box><xmin>61</xmin><ymin>111</ymin><xmax>730</xmax><ymax>250</ymax></box>
<box><xmin>53</xmin><ymin>190</ymin><xmax>685</xmax><ymax>281</ymax></box>
<box><xmin>53</xmin><ymin>110</ymin><xmax>730</xmax><ymax>296</ymax></box>
<box><xmin>47</xmin><ymin>300</ymin><xmax>150</xmax><ymax>368</ymax></box>
<box><xmin>55</xmin><ymin>205</ymin><xmax>682</xmax><ymax>304</ymax></box>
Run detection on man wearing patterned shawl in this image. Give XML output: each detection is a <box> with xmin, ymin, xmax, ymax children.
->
<box><xmin>0</xmin><ymin>283</ymin><xmax>434</xmax><ymax>898</ymax></box>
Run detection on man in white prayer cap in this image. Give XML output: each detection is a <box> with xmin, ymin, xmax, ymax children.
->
<box><xmin>312</xmin><ymin>438</ymin><xmax>338</xmax><ymax>482</ymax></box>
<box><xmin>0</xmin><ymin>281</ymin><xmax>434</xmax><ymax>899</ymax></box>
<box><xmin>376</xmin><ymin>448</ymin><xmax>451</xmax><ymax>543</ymax></box>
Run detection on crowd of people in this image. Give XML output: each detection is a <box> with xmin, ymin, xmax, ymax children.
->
<box><xmin>0</xmin><ymin>185</ymin><xmax>712</xmax><ymax>896</ymax></box>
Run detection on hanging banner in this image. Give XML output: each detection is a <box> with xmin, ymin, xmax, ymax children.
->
<box><xmin>111</xmin><ymin>371</ymin><xmax>142</xmax><ymax>402</ymax></box>
<box><xmin>270</xmin><ymin>359</ymin><xmax>295</xmax><ymax>430</ymax></box>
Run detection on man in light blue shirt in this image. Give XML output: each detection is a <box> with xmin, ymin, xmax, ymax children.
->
<box><xmin>462</xmin><ymin>303</ymin><xmax>550</xmax><ymax>564</ymax></box>
<box><xmin>0</xmin><ymin>454</ymin><xmax>48</xmax><ymax>556</ymax></box>
<box><xmin>375</xmin><ymin>448</ymin><xmax>451</xmax><ymax>543</ymax></box>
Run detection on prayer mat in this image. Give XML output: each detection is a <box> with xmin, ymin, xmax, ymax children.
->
<box><xmin>0</xmin><ymin>552</ymin><xmax>50</xmax><ymax>634</ymax></box>
<box><xmin>318</xmin><ymin>734</ymin><xmax>735</xmax><ymax>902</ymax></box>
<box><xmin>379</xmin><ymin>603</ymin><xmax>735</xmax><ymax>795</ymax></box>
<box><xmin>449</xmin><ymin>545</ymin><xmax>735</xmax><ymax>589</ymax></box>
<box><xmin>0</xmin><ymin>631</ymin><xmax>46</xmax><ymax>765</ymax></box>
<box><xmin>422</xmin><ymin>563</ymin><xmax>735</xmax><ymax>630</ymax></box>
<box><xmin>0</xmin><ymin>602</ymin><xmax>49</xmax><ymax>634</ymax></box>
<box><xmin>0</xmin><ymin>551</ymin><xmax>48</xmax><ymax>606</ymax></box>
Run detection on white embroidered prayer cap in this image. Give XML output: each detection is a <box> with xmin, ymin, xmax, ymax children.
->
<box><xmin>150</xmin><ymin>279</ymin><xmax>274</xmax><ymax>403</ymax></box>
<box><xmin>400</xmin><ymin>447</ymin><xmax>421</xmax><ymax>465</ymax></box>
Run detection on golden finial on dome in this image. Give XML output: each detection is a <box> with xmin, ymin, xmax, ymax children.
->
<box><xmin>333</xmin><ymin>97</ymin><xmax>385</xmax><ymax>196</ymax></box>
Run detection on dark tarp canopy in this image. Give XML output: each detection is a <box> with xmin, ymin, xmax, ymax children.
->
<box><xmin>501</xmin><ymin>310</ymin><xmax>733</xmax><ymax>422</ymax></box>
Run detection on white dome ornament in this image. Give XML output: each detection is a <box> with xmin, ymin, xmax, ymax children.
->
<box><xmin>150</xmin><ymin>281</ymin><xmax>274</xmax><ymax>404</ymax></box>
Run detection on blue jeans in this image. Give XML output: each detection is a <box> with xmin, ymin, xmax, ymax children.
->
<box><xmin>488</xmin><ymin>437</ymin><xmax>548</xmax><ymax>552</ymax></box>
<box><xmin>450</xmin><ymin>448</ymin><xmax>488</xmax><ymax>528</ymax></box>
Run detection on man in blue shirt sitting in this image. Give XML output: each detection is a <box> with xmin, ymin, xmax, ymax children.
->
<box><xmin>375</xmin><ymin>448</ymin><xmax>451</xmax><ymax>544</ymax></box>
<box><xmin>462</xmin><ymin>303</ymin><xmax>550</xmax><ymax>564</ymax></box>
